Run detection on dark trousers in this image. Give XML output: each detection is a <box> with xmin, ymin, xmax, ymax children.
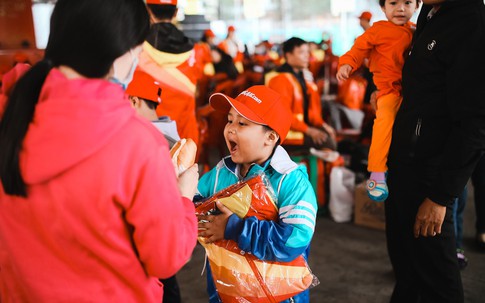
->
<box><xmin>471</xmin><ymin>155</ymin><xmax>485</xmax><ymax>233</ymax></box>
<box><xmin>159</xmin><ymin>275</ymin><xmax>181</xmax><ymax>303</ymax></box>
<box><xmin>386</xmin><ymin>162</ymin><xmax>463</xmax><ymax>303</ymax></box>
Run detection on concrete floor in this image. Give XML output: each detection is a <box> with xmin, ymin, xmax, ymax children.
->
<box><xmin>177</xmin><ymin>191</ymin><xmax>485</xmax><ymax>303</ymax></box>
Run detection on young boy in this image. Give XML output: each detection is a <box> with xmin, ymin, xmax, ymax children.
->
<box><xmin>336</xmin><ymin>0</ymin><xmax>420</xmax><ymax>201</ymax></box>
<box><xmin>196</xmin><ymin>85</ymin><xmax>318</xmax><ymax>303</ymax></box>
<box><xmin>126</xmin><ymin>68</ymin><xmax>180</xmax><ymax>148</ymax></box>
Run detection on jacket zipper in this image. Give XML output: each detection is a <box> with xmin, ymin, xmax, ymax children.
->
<box><xmin>415</xmin><ymin>118</ymin><xmax>422</xmax><ymax>137</ymax></box>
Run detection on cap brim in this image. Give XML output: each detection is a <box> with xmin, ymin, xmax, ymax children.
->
<box><xmin>209</xmin><ymin>93</ymin><xmax>266</xmax><ymax>125</ymax></box>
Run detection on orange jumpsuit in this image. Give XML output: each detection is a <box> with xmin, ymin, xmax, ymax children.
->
<box><xmin>266</xmin><ymin>68</ymin><xmax>325</xmax><ymax>145</ymax></box>
<box><xmin>339</xmin><ymin>21</ymin><xmax>414</xmax><ymax>172</ymax></box>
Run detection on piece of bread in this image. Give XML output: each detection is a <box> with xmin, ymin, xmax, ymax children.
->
<box><xmin>170</xmin><ymin>138</ymin><xmax>197</xmax><ymax>175</ymax></box>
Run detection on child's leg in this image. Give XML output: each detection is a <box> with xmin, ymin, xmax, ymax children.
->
<box><xmin>367</xmin><ymin>93</ymin><xmax>402</xmax><ymax>201</ymax></box>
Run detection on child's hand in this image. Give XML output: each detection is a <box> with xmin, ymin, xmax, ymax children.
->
<box><xmin>336</xmin><ymin>64</ymin><xmax>353</xmax><ymax>82</ymax></box>
<box><xmin>198</xmin><ymin>201</ymin><xmax>233</xmax><ymax>244</ymax></box>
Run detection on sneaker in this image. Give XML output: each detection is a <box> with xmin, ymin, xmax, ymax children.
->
<box><xmin>366</xmin><ymin>179</ymin><xmax>388</xmax><ymax>202</ymax></box>
<box><xmin>456</xmin><ymin>248</ymin><xmax>468</xmax><ymax>270</ymax></box>
<box><xmin>309</xmin><ymin>148</ymin><xmax>340</xmax><ymax>162</ymax></box>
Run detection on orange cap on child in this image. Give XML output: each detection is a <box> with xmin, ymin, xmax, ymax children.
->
<box><xmin>209</xmin><ymin>86</ymin><xmax>292</xmax><ymax>143</ymax></box>
<box><xmin>126</xmin><ymin>69</ymin><xmax>163</xmax><ymax>104</ymax></box>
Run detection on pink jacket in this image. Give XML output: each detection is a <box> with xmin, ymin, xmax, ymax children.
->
<box><xmin>0</xmin><ymin>69</ymin><xmax>197</xmax><ymax>302</ymax></box>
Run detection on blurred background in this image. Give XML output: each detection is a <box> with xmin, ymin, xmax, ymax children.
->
<box><xmin>0</xmin><ymin>0</ymin><xmax>418</xmax><ymax>63</ymax></box>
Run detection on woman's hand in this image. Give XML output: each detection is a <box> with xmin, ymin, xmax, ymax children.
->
<box><xmin>177</xmin><ymin>164</ymin><xmax>199</xmax><ymax>199</ymax></box>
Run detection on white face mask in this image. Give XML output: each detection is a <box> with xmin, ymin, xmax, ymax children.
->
<box><xmin>110</xmin><ymin>49</ymin><xmax>139</xmax><ymax>90</ymax></box>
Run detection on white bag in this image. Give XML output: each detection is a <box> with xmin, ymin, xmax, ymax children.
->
<box><xmin>329</xmin><ymin>166</ymin><xmax>356</xmax><ymax>223</ymax></box>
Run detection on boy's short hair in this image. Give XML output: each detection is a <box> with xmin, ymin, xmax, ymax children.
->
<box><xmin>282</xmin><ymin>37</ymin><xmax>307</xmax><ymax>55</ymax></box>
<box><xmin>126</xmin><ymin>69</ymin><xmax>162</xmax><ymax>107</ymax></box>
<box><xmin>209</xmin><ymin>85</ymin><xmax>292</xmax><ymax>142</ymax></box>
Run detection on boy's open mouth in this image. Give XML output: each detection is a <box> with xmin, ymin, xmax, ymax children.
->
<box><xmin>229</xmin><ymin>140</ymin><xmax>238</xmax><ymax>152</ymax></box>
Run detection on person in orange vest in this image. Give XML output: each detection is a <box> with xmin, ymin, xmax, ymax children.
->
<box><xmin>193</xmin><ymin>29</ymin><xmax>216</xmax><ymax>106</ymax></box>
<box><xmin>358</xmin><ymin>11</ymin><xmax>373</xmax><ymax>31</ymax></box>
<box><xmin>139</xmin><ymin>0</ymin><xmax>199</xmax><ymax>145</ymax></box>
<box><xmin>248</xmin><ymin>40</ymin><xmax>278</xmax><ymax>85</ymax></box>
<box><xmin>266</xmin><ymin>37</ymin><xmax>337</xmax><ymax>159</ymax></box>
<box><xmin>337</xmin><ymin>0</ymin><xmax>421</xmax><ymax>201</ymax></box>
<box><xmin>218</xmin><ymin>25</ymin><xmax>245</xmax><ymax>73</ymax></box>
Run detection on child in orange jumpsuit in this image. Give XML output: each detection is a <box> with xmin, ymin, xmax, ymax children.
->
<box><xmin>337</xmin><ymin>0</ymin><xmax>420</xmax><ymax>201</ymax></box>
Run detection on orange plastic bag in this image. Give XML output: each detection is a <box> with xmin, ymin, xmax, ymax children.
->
<box><xmin>195</xmin><ymin>175</ymin><xmax>318</xmax><ymax>303</ymax></box>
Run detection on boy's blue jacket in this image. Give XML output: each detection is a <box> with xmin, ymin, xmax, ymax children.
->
<box><xmin>196</xmin><ymin>146</ymin><xmax>317</xmax><ymax>303</ymax></box>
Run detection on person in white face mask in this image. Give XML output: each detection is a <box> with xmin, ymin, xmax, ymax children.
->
<box><xmin>0</xmin><ymin>1</ymin><xmax>199</xmax><ymax>302</ymax></box>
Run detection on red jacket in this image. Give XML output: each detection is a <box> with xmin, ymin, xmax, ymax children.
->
<box><xmin>0</xmin><ymin>69</ymin><xmax>198</xmax><ymax>302</ymax></box>
<box><xmin>338</xmin><ymin>21</ymin><xmax>414</xmax><ymax>99</ymax></box>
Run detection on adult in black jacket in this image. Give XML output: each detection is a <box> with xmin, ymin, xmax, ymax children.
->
<box><xmin>386</xmin><ymin>0</ymin><xmax>485</xmax><ymax>302</ymax></box>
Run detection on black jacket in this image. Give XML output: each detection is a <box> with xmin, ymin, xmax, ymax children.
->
<box><xmin>146</xmin><ymin>22</ymin><xmax>194</xmax><ymax>54</ymax></box>
<box><xmin>389</xmin><ymin>0</ymin><xmax>485</xmax><ymax>206</ymax></box>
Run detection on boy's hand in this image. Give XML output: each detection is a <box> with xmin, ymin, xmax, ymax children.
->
<box><xmin>336</xmin><ymin>64</ymin><xmax>353</xmax><ymax>82</ymax></box>
<box><xmin>198</xmin><ymin>201</ymin><xmax>233</xmax><ymax>244</ymax></box>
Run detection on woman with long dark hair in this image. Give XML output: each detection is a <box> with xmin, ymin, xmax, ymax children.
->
<box><xmin>0</xmin><ymin>0</ymin><xmax>198</xmax><ymax>301</ymax></box>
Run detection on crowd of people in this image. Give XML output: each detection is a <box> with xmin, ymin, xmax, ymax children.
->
<box><xmin>1</xmin><ymin>0</ymin><xmax>485</xmax><ymax>302</ymax></box>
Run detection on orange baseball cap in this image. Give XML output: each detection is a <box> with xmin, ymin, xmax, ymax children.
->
<box><xmin>204</xmin><ymin>29</ymin><xmax>216</xmax><ymax>38</ymax></box>
<box><xmin>358</xmin><ymin>11</ymin><xmax>372</xmax><ymax>21</ymax></box>
<box><xmin>146</xmin><ymin>0</ymin><xmax>177</xmax><ymax>5</ymax></box>
<box><xmin>228</xmin><ymin>25</ymin><xmax>236</xmax><ymax>32</ymax></box>
<box><xmin>126</xmin><ymin>69</ymin><xmax>162</xmax><ymax>104</ymax></box>
<box><xmin>209</xmin><ymin>86</ymin><xmax>292</xmax><ymax>142</ymax></box>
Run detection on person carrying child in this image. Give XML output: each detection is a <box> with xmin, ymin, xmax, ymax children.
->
<box><xmin>336</xmin><ymin>0</ymin><xmax>420</xmax><ymax>201</ymax></box>
<box><xmin>196</xmin><ymin>85</ymin><xmax>318</xmax><ymax>303</ymax></box>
